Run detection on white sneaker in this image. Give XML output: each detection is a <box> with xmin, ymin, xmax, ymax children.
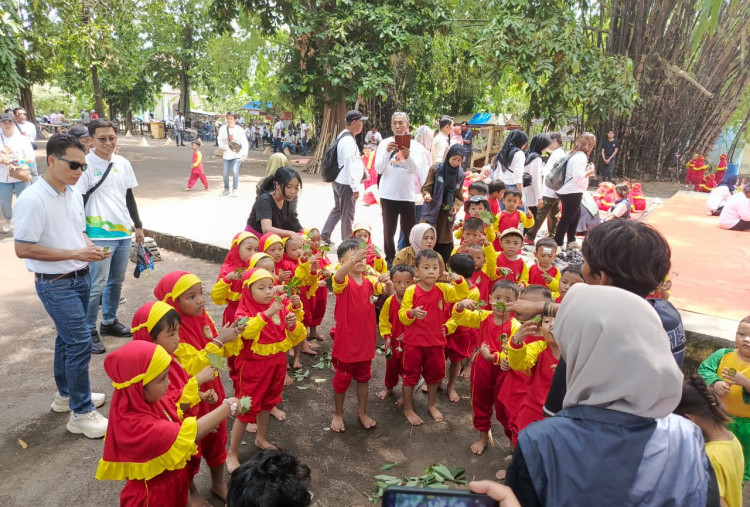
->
<box><xmin>51</xmin><ymin>392</ymin><xmax>106</xmax><ymax>412</ymax></box>
<box><xmin>231</xmin><ymin>189</ymin><xmax>238</xmax><ymax>197</ymax></box>
<box><xmin>220</xmin><ymin>189</ymin><xmax>230</xmax><ymax>196</ymax></box>
<box><xmin>67</xmin><ymin>410</ymin><xmax>108</xmax><ymax>439</ymax></box>
<box><xmin>2</xmin><ymin>218</ymin><xmax>9</xmax><ymax>233</ymax></box>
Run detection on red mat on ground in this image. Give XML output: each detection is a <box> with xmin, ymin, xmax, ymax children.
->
<box><xmin>643</xmin><ymin>191</ymin><xmax>750</xmax><ymax>321</ymax></box>
<box><xmin>292</xmin><ymin>158</ymin><xmax>310</xmax><ymax>164</ymax></box>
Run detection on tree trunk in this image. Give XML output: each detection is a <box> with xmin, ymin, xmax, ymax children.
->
<box><xmin>91</xmin><ymin>65</ymin><xmax>105</xmax><ymax>117</ymax></box>
<box><xmin>179</xmin><ymin>67</ymin><xmax>190</xmax><ymax>116</ymax></box>
<box><xmin>16</xmin><ymin>57</ymin><xmax>40</xmax><ymax>139</ymax></box>
<box><xmin>727</xmin><ymin>108</ymin><xmax>750</xmax><ymax>163</ymax></box>
<box><xmin>305</xmin><ymin>98</ymin><xmax>347</xmax><ymax>174</ymax></box>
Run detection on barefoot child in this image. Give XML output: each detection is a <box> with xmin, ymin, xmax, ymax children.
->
<box><xmin>399</xmin><ymin>249</ymin><xmax>468</xmax><ymax>426</ymax></box>
<box><xmin>185</xmin><ymin>139</ymin><xmax>209</xmax><ymax>191</ymax></box>
<box><xmin>452</xmin><ymin>280</ymin><xmax>521</xmax><ymax>454</ymax></box>
<box><xmin>154</xmin><ymin>271</ymin><xmax>244</xmax><ymax>501</ymax></box>
<box><xmin>698</xmin><ymin>315</ymin><xmax>750</xmax><ymax>482</ymax></box>
<box><xmin>212</xmin><ymin>232</ymin><xmax>259</xmax><ymax>326</ymax></box>
<box><xmin>278</xmin><ymin>236</ymin><xmax>318</xmax><ymax>365</ymax></box>
<box><xmin>521</xmin><ymin>238</ymin><xmax>560</xmax><ymax>292</ymax></box>
<box><xmin>377</xmin><ymin>264</ymin><xmax>414</xmax><ymax>403</ymax></box>
<box><xmin>225</xmin><ymin>268</ymin><xmax>307</xmax><ymax>472</ymax></box>
<box><xmin>303</xmin><ymin>228</ymin><xmax>332</xmax><ymax>342</ymax></box>
<box><xmin>353</xmin><ymin>222</ymin><xmax>388</xmax><ymax>274</ymax></box>
<box><xmin>96</xmin><ymin>341</ymin><xmax>237</xmax><ymax>507</ymax></box>
<box><xmin>675</xmin><ymin>375</ymin><xmax>744</xmax><ymax>507</ymax></box>
<box><xmin>331</xmin><ymin>239</ymin><xmax>393</xmax><ymax>432</ymax></box>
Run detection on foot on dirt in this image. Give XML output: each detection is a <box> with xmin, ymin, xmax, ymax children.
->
<box><xmin>459</xmin><ymin>368</ymin><xmax>471</xmax><ymax>379</ymax></box>
<box><xmin>358</xmin><ymin>413</ymin><xmax>377</xmax><ymax>430</ymax></box>
<box><xmin>495</xmin><ymin>469</ymin><xmax>507</xmax><ymax>481</ymax></box>
<box><xmin>292</xmin><ymin>359</ymin><xmax>303</xmax><ymax>370</ymax></box>
<box><xmin>448</xmin><ymin>387</ymin><xmax>460</xmax><ymax>403</ymax></box>
<box><xmin>254</xmin><ymin>437</ymin><xmax>277</xmax><ymax>451</ymax></box>
<box><xmin>471</xmin><ymin>438</ymin><xmax>488</xmax><ymax>455</ymax></box>
<box><xmin>428</xmin><ymin>405</ymin><xmax>444</xmax><ymax>422</ymax></box>
<box><xmin>210</xmin><ymin>484</ymin><xmax>228</xmax><ymax>502</ymax></box>
<box><xmin>245</xmin><ymin>423</ymin><xmax>258</xmax><ymax>433</ymax></box>
<box><xmin>395</xmin><ymin>397</ymin><xmax>404</xmax><ymax>407</ymax></box>
<box><xmin>309</xmin><ymin>330</ymin><xmax>324</xmax><ymax>341</ymax></box>
<box><xmin>270</xmin><ymin>406</ymin><xmax>286</xmax><ymax>421</ymax></box>
<box><xmin>421</xmin><ymin>384</ymin><xmax>429</xmax><ymax>393</ymax></box>
<box><xmin>301</xmin><ymin>342</ymin><xmax>318</xmax><ymax>356</ymax></box>
<box><xmin>284</xmin><ymin>373</ymin><xmax>294</xmax><ymax>386</ymax></box>
<box><xmin>188</xmin><ymin>492</ymin><xmax>211</xmax><ymax>507</ymax></box>
<box><xmin>404</xmin><ymin>409</ymin><xmax>424</xmax><ymax>426</ymax></box>
<box><xmin>377</xmin><ymin>388</ymin><xmax>393</xmax><ymax>400</ymax></box>
<box><xmin>330</xmin><ymin>414</ymin><xmax>346</xmax><ymax>432</ymax></box>
<box><xmin>225</xmin><ymin>455</ymin><xmax>241</xmax><ymax>474</ymax></box>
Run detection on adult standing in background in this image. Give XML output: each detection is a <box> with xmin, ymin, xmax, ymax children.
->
<box><xmin>554</xmin><ymin>132</ymin><xmax>596</xmax><ymax>250</ymax></box>
<box><xmin>14</xmin><ymin>134</ymin><xmax>110</xmax><ymax>438</ymax></box>
<box><xmin>321</xmin><ymin>110</ymin><xmax>366</xmax><ymax>244</ymax></box>
<box><xmin>364</xmin><ymin>126</ymin><xmax>382</xmax><ymax>152</ymax></box>
<box><xmin>523</xmin><ymin>134</ymin><xmax>551</xmax><ymax>226</ymax></box>
<box><xmin>1</xmin><ymin>112</ymin><xmax>35</xmax><ymax>233</ymax></box>
<box><xmin>460</xmin><ymin>121</ymin><xmax>473</xmax><ymax>170</ymax></box>
<box><xmin>600</xmin><ymin>130</ymin><xmax>619</xmax><ymax>182</ymax></box>
<box><xmin>494</xmin><ymin>130</ymin><xmax>529</xmax><ymax>211</ymax></box>
<box><xmin>49</xmin><ymin>111</ymin><xmax>58</xmax><ymax>125</ymax></box>
<box><xmin>273</xmin><ymin>116</ymin><xmax>284</xmax><ymax>153</ymax></box>
<box><xmin>218</xmin><ymin>111</ymin><xmax>249</xmax><ymax>197</ymax></box>
<box><xmin>174</xmin><ymin>112</ymin><xmax>185</xmax><ymax>147</ymax></box>
<box><xmin>374</xmin><ymin>111</ymin><xmax>430</xmax><ymax>264</ymax></box>
<box><xmin>299</xmin><ymin>119</ymin><xmax>309</xmax><ymax>156</ymax></box>
<box><xmin>14</xmin><ymin>107</ymin><xmax>37</xmax><ymax>141</ymax></box>
<box><xmin>68</xmin><ymin>124</ymin><xmax>93</xmax><ymax>154</ymax></box>
<box><xmin>90</xmin><ymin>110</ymin><xmax>99</xmax><ymax>121</ymax></box>
<box><xmin>525</xmin><ymin>132</ymin><xmax>565</xmax><ymax>244</ymax></box>
<box><xmin>81</xmin><ymin>109</ymin><xmax>91</xmax><ymax>126</ymax></box>
<box><xmin>431</xmin><ymin>115</ymin><xmax>454</xmax><ymax>165</ymax></box>
<box><xmin>76</xmin><ymin>118</ymin><xmax>145</xmax><ymax>352</ymax></box>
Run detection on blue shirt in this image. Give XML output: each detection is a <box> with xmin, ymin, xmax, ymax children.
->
<box><xmin>461</xmin><ymin>129</ymin><xmax>473</xmax><ymax>152</ymax></box>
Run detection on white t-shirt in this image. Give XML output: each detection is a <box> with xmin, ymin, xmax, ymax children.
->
<box><xmin>49</xmin><ymin>113</ymin><xmax>58</xmax><ymax>124</ymax></box>
<box><xmin>542</xmin><ymin>147</ymin><xmax>567</xmax><ymax>198</ymax></box>
<box><xmin>334</xmin><ymin>129</ymin><xmax>365</xmax><ymax>193</ymax></box>
<box><xmin>0</xmin><ymin>131</ymin><xmax>36</xmax><ymax>182</ymax></box>
<box><xmin>17</xmin><ymin>121</ymin><xmax>37</xmax><ymax>141</ymax></box>
<box><xmin>13</xmin><ymin>179</ymin><xmax>88</xmax><ymax>274</ymax></box>
<box><xmin>431</xmin><ymin>131</ymin><xmax>450</xmax><ymax>166</ymax></box>
<box><xmin>75</xmin><ymin>151</ymin><xmax>138</xmax><ymax>240</ymax></box>
<box><xmin>300</xmin><ymin>123</ymin><xmax>309</xmax><ymax>139</ymax></box>
<box><xmin>556</xmin><ymin>151</ymin><xmax>590</xmax><ymax>195</ymax></box>
<box><xmin>706</xmin><ymin>186</ymin><xmax>732</xmax><ymax>213</ymax></box>
<box><xmin>719</xmin><ymin>192</ymin><xmax>750</xmax><ymax>229</ymax></box>
<box><xmin>273</xmin><ymin>121</ymin><xmax>284</xmax><ymax>139</ymax></box>
<box><xmin>174</xmin><ymin>116</ymin><xmax>184</xmax><ymax>130</ymax></box>
<box><xmin>523</xmin><ymin>157</ymin><xmax>544</xmax><ymax>205</ymax></box>
<box><xmin>218</xmin><ymin>125</ymin><xmax>249</xmax><ymax>160</ymax></box>
<box><xmin>374</xmin><ymin>136</ymin><xmax>430</xmax><ymax>202</ymax></box>
<box><xmin>494</xmin><ymin>150</ymin><xmax>525</xmax><ymax>186</ymax></box>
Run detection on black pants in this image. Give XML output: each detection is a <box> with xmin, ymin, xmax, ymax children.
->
<box><xmin>554</xmin><ymin>192</ymin><xmax>583</xmax><ymax>246</ymax></box>
<box><xmin>381</xmin><ymin>198</ymin><xmax>416</xmax><ymax>262</ymax></box>
<box><xmin>601</xmin><ymin>159</ymin><xmax>615</xmax><ymax>182</ymax></box>
<box><xmin>526</xmin><ymin>197</ymin><xmax>560</xmax><ymax>241</ymax></box>
<box><xmin>434</xmin><ymin>242</ymin><xmax>454</xmax><ymax>266</ymax></box>
<box><xmin>730</xmin><ymin>219</ymin><xmax>750</xmax><ymax>231</ymax></box>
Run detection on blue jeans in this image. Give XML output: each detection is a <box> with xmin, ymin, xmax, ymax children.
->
<box><xmin>86</xmin><ymin>238</ymin><xmax>132</xmax><ymax>331</ymax></box>
<box><xmin>282</xmin><ymin>142</ymin><xmax>297</xmax><ymax>154</ymax></box>
<box><xmin>398</xmin><ymin>205</ymin><xmax>422</xmax><ymax>250</ymax></box>
<box><xmin>0</xmin><ymin>180</ymin><xmax>30</xmax><ymax>220</ymax></box>
<box><xmin>273</xmin><ymin>137</ymin><xmax>282</xmax><ymax>153</ymax></box>
<box><xmin>222</xmin><ymin>158</ymin><xmax>241</xmax><ymax>190</ymax></box>
<box><xmin>300</xmin><ymin>138</ymin><xmax>307</xmax><ymax>155</ymax></box>
<box><xmin>36</xmin><ymin>273</ymin><xmax>94</xmax><ymax>414</ymax></box>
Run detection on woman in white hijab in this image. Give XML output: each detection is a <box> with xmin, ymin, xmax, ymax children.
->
<box><xmin>506</xmin><ymin>284</ymin><xmax>719</xmax><ymax>506</ymax></box>
<box><xmin>392</xmin><ymin>223</ymin><xmax>445</xmax><ymax>275</ymax></box>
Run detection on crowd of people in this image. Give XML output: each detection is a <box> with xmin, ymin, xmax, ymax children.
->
<box><xmin>4</xmin><ymin>103</ymin><xmax>750</xmax><ymax>506</ymax></box>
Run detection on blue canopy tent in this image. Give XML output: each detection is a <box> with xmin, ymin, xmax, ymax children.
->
<box><xmin>241</xmin><ymin>101</ymin><xmax>273</xmax><ymax>111</ymax></box>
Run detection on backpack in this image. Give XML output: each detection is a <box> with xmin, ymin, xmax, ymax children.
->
<box><xmin>544</xmin><ymin>154</ymin><xmax>572</xmax><ymax>191</ymax></box>
<box><xmin>321</xmin><ymin>131</ymin><xmax>353</xmax><ymax>182</ymax></box>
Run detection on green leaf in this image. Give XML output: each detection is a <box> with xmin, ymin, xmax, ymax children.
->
<box><xmin>239</xmin><ymin>396</ymin><xmax>252</xmax><ymax>414</ymax></box>
<box><xmin>380</xmin><ymin>462</ymin><xmax>399</xmax><ymax>471</ymax></box>
<box><xmin>374</xmin><ymin>474</ymin><xmax>399</xmax><ymax>481</ymax></box>
<box><xmin>296</xmin><ymin>385</ymin><xmax>311</xmax><ymax>390</ymax></box>
<box><xmin>207</xmin><ymin>353</ymin><xmax>228</xmax><ymax>371</ymax></box>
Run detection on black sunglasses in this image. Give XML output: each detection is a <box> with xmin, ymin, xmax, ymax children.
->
<box><xmin>56</xmin><ymin>156</ymin><xmax>88</xmax><ymax>171</ymax></box>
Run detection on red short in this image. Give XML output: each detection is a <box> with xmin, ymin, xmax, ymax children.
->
<box><xmin>234</xmin><ymin>354</ymin><xmax>286</xmax><ymax>424</ymax></box>
<box><xmin>121</xmin><ymin>468</ymin><xmax>189</xmax><ymax>507</ymax></box>
<box><xmin>194</xmin><ymin>376</ymin><xmax>227</xmax><ymax>467</ymax></box>
<box><xmin>401</xmin><ymin>345</ymin><xmax>446</xmax><ymax>386</ymax></box>
<box><xmin>332</xmin><ymin>358</ymin><xmax>373</xmax><ymax>393</ymax></box>
<box><xmin>445</xmin><ymin>328</ymin><xmax>473</xmax><ymax>362</ymax></box>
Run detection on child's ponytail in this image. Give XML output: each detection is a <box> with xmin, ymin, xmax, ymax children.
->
<box><xmin>674</xmin><ymin>374</ymin><xmax>730</xmax><ymax>426</ymax></box>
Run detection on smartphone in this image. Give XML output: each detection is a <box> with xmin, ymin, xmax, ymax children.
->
<box><xmin>395</xmin><ymin>134</ymin><xmax>411</xmax><ymax>150</ymax></box>
<box><xmin>382</xmin><ymin>486</ymin><xmax>499</xmax><ymax>507</ymax></box>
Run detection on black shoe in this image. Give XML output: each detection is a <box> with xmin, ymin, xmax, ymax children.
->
<box><xmin>91</xmin><ymin>331</ymin><xmax>106</xmax><ymax>354</ymax></box>
<box><xmin>100</xmin><ymin>319</ymin><xmax>133</xmax><ymax>337</ymax></box>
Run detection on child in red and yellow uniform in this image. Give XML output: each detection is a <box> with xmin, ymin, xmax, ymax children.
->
<box><xmin>452</xmin><ymin>280</ymin><xmax>521</xmax><ymax>455</ymax></box>
<box><xmin>225</xmin><ymin>268</ymin><xmax>307</xmax><ymax>473</ymax></box>
<box><xmin>258</xmin><ymin>232</ymin><xmax>289</xmax><ymax>284</ymax></box>
<box><xmin>497</xmin><ymin>189</ymin><xmax>534</xmax><ymax>235</ymax></box>
<box><xmin>352</xmin><ymin>222</ymin><xmax>388</xmax><ymax>274</ymax></box>
<box><xmin>455</xmin><ymin>197</ymin><xmax>497</xmax><ymax>246</ymax></box>
<box><xmin>497</xmin><ymin>228</ymin><xmax>529</xmax><ymax>286</ymax></box>
<box><xmin>95</xmin><ymin>341</ymin><xmax>236</xmax><ymax>507</ymax></box>
<box><xmin>506</xmin><ymin>293</ymin><xmax>559</xmax><ymax>445</ymax></box>
<box><xmin>715</xmin><ymin>153</ymin><xmax>728</xmax><ymax>185</ymax></box>
<box><xmin>185</xmin><ymin>140</ymin><xmax>209</xmax><ymax>191</ymax></box>
<box><xmin>686</xmin><ymin>154</ymin><xmax>708</xmax><ymax>190</ymax></box>
<box><xmin>399</xmin><ymin>249</ymin><xmax>469</xmax><ymax>426</ymax></box>
<box><xmin>303</xmin><ymin>228</ymin><xmax>332</xmax><ymax>342</ymax></box>
<box><xmin>554</xmin><ymin>264</ymin><xmax>585</xmax><ymax>302</ymax></box>
<box><xmin>211</xmin><ymin>232</ymin><xmax>259</xmax><ymax>326</ymax></box>
<box><xmin>154</xmin><ymin>271</ymin><xmax>244</xmax><ymax>501</ymax></box>
<box><xmin>521</xmin><ymin>238</ymin><xmax>560</xmax><ymax>292</ymax></box>
<box><xmin>377</xmin><ymin>264</ymin><xmax>414</xmax><ymax>402</ymax></box>
<box><xmin>330</xmin><ymin>239</ymin><xmax>393</xmax><ymax>432</ymax></box>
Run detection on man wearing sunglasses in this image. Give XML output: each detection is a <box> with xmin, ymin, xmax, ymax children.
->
<box><xmin>74</xmin><ymin>118</ymin><xmax>144</xmax><ymax>350</ymax></box>
<box><xmin>14</xmin><ymin>134</ymin><xmax>111</xmax><ymax>439</ymax></box>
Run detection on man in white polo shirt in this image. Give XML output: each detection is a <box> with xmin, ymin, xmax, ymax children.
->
<box><xmin>14</xmin><ymin>134</ymin><xmax>110</xmax><ymax>438</ymax></box>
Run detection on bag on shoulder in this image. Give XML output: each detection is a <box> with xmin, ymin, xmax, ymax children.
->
<box><xmin>522</xmin><ymin>172</ymin><xmax>533</xmax><ymax>187</ymax></box>
<box><xmin>544</xmin><ymin>155</ymin><xmax>571</xmax><ymax>191</ymax></box>
<box><xmin>321</xmin><ymin>131</ymin><xmax>353</xmax><ymax>182</ymax></box>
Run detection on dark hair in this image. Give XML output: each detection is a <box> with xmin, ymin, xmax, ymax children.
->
<box><xmin>461</xmin><ymin>121</ymin><xmax>468</xmax><ymax>126</ymax></box>
<box><xmin>464</xmin><ymin>196</ymin><xmax>489</xmax><ymax>213</ymax></box>
<box><xmin>149</xmin><ymin>309</ymin><xmax>181</xmax><ymax>341</ymax></box>
<box><xmin>439</xmin><ymin>115</ymin><xmax>454</xmax><ymax>129</ymax></box>
<box><xmin>494</xmin><ymin>129</ymin><xmax>529</xmax><ymax>171</ymax></box>
<box><xmin>449</xmin><ymin>253</ymin><xmax>475</xmax><ymax>279</ymax></box>
<box><xmin>13</xmin><ymin>107</ymin><xmax>25</xmax><ymax>114</ymax></box>
<box><xmin>390</xmin><ymin>263</ymin><xmax>415</xmax><ymax>279</ymax></box>
<box><xmin>504</xmin><ymin>188</ymin><xmax>522</xmax><ymax>200</ymax></box>
<box><xmin>521</xmin><ymin>284</ymin><xmax>552</xmax><ymax>301</ymax></box>
<box><xmin>582</xmin><ymin>221</ymin><xmax>670</xmax><ymax>297</ymax></box>
<box><xmin>191</xmin><ymin>138</ymin><xmax>202</xmax><ymax>146</ymax></box>
<box><xmin>488</xmin><ymin>180</ymin><xmax>506</xmax><ymax>194</ymax></box>
<box><xmin>525</xmin><ymin>134</ymin><xmax>551</xmax><ymax>165</ymax></box>
<box><xmin>415</xmin><ymin>248</ymin><xmax>440</xmax><ymax>267</ymax></box>
<box><xmin>226</xmin><ymin>448</ymin><xmax>311</xmax><ymax>507</ymax></box>
<box><xmin>258</xmin><ymin>166</ymin><xmax>303</xmax><ymax>197</ymax></box>
<box><xmin>549</xmin><ymin>132</ymin><xmax>562</xmax><ymax>145</ymax></box>
<box><xmin>88</xmin><ymin>118</ymin><xmax>117</xmax><ymax>137</ymax></box>
<box><xmin>226</xmin><ymin>111</ymin><xmax>238</xmax><ymax>119</ymax></box>
<box><xmin>491</xmin><ymin>279</ymin><xmax>521</xmax><ymax>299</ymax></box>
<box><xmin>615</xmin><ymin>183</ymin><xmax>629</xmax><ymax>197</ymax></box>
<box><xmin>46</xmin><ymin>134</ymin><xmax>85</xmax><ymax>158</ymax></box>
<box><xmin>336</xmin><ymin>238</ymin><xmax>361</xmax><ymax>259</ymax></box>
<box><xmin>468</xmin><ymin>181</ymin><xmax>489</xmax><ymax>195</ymax></box>
<box><xmin>674</xmin><ymin>374</ymin><xmax>730</xmax><ymax>426</ymax></box>
<box><xmin>463</xmin><ymin>217</ymin><xmax>485</xmax><ymax>232</ymax></box>
<box><xmin>561</xmin><ymin>263</ymin><xmax>584</xmax><ymax>279</ymax></box>
<box><xmin>535</xmin><ymin>238</ymin><xmax>557</xmax><ymax>253</ymax></box>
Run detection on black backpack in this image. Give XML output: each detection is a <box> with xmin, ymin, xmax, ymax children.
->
<box><xmin>321</xmin><ymin>131</ymin><xmax>353</xmax><ymax>182</ymax></box>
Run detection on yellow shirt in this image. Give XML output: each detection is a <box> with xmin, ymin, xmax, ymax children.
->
<box><xmin>718</xmin><ymin>352</ymin><xmax>750</xmax><ymax>418</ymax></box>
<box><xmin>705</xmin><ymin>436</ymin><xmax>744</xmax><ymax>507</ymax></box>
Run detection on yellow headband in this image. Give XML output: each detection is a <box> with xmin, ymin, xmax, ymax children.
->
<box><xmin>111</xmin><ymin>345</ymin><xmax>172</xmax><ymax>389</ymax></box>
<box><xmin>233</xmin><ymin>232</ymin><xmax>258</xmax><ymax>249</ymax></box>
<box><xmin>242</xmin><ymin>268</ymin><xmax>275</xmax><ymax>288</ymax></box>
<box><xmin>163</xmin><ymin>273</ymin><xmax>202</xmax><ymax>302</ymax></box>
<box><xmin>248</xmin><ymin>252</ymin><xmax>272</xmax><ymax>269</ymax></box>
<box><xmin>130</xmin><ymin>301</ymin><xmax>174</xmax><ymax>334</ymax></box>
<box><xmin>352</xmin><ymin>223</ymin><xmax>371</xmax><ymax>234</ymax></box>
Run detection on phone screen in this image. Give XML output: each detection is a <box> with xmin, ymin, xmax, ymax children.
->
<box><xmin>383</xmin><ymin>487</ymin><xmax>499</xmax><ymax>507</ymax></box>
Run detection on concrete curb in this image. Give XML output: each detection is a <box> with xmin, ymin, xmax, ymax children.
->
<box><xmin>145</xmin><ymin>229</ymin><xmax>229</xmax><ymax>265</ymax></box>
